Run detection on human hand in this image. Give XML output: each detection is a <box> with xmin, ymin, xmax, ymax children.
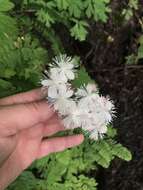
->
<box><xmin>0</xmin><ymin>89</ymin><xmax>84</xmax><ymax>190</ymax></box>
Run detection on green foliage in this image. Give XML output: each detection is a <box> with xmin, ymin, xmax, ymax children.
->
<box><xmin>0</xmin><ymin>0</ymin><xmax>14</xmax><ymax>11</ymax></box>
<box><xmin>22</xmin><ymin>0</ymin><xmax>111</xmax><ymax>41</ymax></box>
<box><xmin>0</xmin><ymin>0</ymin><xmax>17</xmax><ymax>37</ymax></box>
<box><xmin>84</xmin><ymin>0</ymin><xmax>111</xmax><ymax>22</ymax></box>
<box><xmin>122</xmin><ymin>0</ymin><xmax>138</xmax><ymax>21</ymax></box>
<box><xmin>0</xmin><ymin>34</ymin><xmax>47</xmax><ymax>97</ymax></box>
<box><xmin>70</xmin><ymin>20</ymin><xmax>89</xmax><ymax>41</ymax></box>
<box><xmin>7</xmin><ymin>171</ymin><xmax>37</xmax><ymax>190</ymax></box>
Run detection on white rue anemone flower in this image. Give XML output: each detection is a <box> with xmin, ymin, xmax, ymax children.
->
<box><xmin>41</xmin><ymin>69</ymin><xmax>69</xmax><ymax>99</ymax></box>
<box><xmin>50</xmin><ymin>54</ymin><xmax>76</xmax><ymax>82</ymax></box>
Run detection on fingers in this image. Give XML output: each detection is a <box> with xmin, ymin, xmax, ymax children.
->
<box><xmin>0</xmin><ymin>136</ymin><xmax>17</xmax><ymax>166</ymax></box>
<box><xmin>0</xmin><ymin>88</ymin><xmax>46</xmax><ymax>106</ymax></box>
<box><xmin>0</xmin><ymin>101</ymin><xmax>54</xmax><ymax>137</ymax></box>
<box><xmin>37</xmin><ymin>134</ymin><xmax>84</xmax><ymax>158</ymax></box>
<box><xmin>43</xmin><ymin>114</ymin><xmax>65</xmax><ymax>137</ymax></box>
<box><xmin>0</xmin><ymin>123</ymin><xmax>44</xmax><ymax>190</ymax></box>
<box><xmin>43</xmin><ymin>123</ymin><xmax>65</xmax><ymax>137</ymax></box>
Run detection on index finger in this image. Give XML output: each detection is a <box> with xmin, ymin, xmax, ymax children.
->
<box><xmin>0</xmin><ymin>101</ymin><xmax>54</xmax><ymax>137</ymax></box>
<box><xmin>0</xmin><ymin>88</ymin><xmax>46</xmax><ymax>106</ymax></box>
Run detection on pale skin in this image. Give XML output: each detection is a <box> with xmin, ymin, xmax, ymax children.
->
<box><xmin>0</xmin><ymin>89</ymin><xmax>84</xmax><ymax>190</ymax></box>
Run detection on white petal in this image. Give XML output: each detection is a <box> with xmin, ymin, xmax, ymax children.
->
<box><xmin>90</xmin><ymin>130</ymin><xmax>99</xmax><ymax>140</ymax></box>
<box><xmin>55</xmin><ymin>99</ymin><xmax>74</xmax><ymax>115</ymax></box>
<box><xmin>86</xmin><ymin>83</ymin><xmax>98</xmax><ymax>94</ymax></box>
<box><xmin>63</xmin><ymin>115</ymin><xmax>78</xmax><ymax>129</ymax></box>
<box><xmin>41</xmin><ymin>79</ymin><xmax>51</xmax><ymax>87</ymax></box>
<box><xmin>66</xmin><ymin>89</ymin><xmax>74</xmax><ymax>98</ymax></box>
<box><xmin>75</xmin><ymin>88</ymin><xmax>87</xmax><ymax>97</ymax></box>
<box><xmin>98</xmin><ymin>125</ymin><xmax>108</xmax><ymax>134</ymax></box>
<box><xmin>66</xmin><ymin>63</ymin><xmax>74</xmax><ymax>69</ymax></box>
<box><xmin>50</xmin><ymin>68</ymin><xmax>66</xmax><ymax>83</ymax></box>
<box><xmin>104</xmin><ymin>112</ymin><xmax>112</xmax><ymax>123</ymax></box>
<box><xmin>64</xmin><ymin>100</ymin><xmax>77</xmax><ymax>114</ymax></box>
<box><xmin>50</xmin><ymin>68</ymin><xmax>59</xmax><ymax>79</ymax></box>
<box><xmin>48</xmin><ymin>86</ymin><xmax>58</xmax><ymax>99</ymax></box>
<box><xmin>59</xmin><ymin>70</ymin><xmax>68</xmax><ymax>82</ymax></box>
<box><xmin>66</xmin><ymin>70</ymin><xmax>75</xmax><ymax>80</ymax></box>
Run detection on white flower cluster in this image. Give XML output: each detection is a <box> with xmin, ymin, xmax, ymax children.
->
<box><xmin>41</xmin><ymin>54</ymin><xmax>115</xmax><ymax>140</ymax></box>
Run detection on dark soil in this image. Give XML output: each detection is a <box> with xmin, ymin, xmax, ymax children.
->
<box><xmin>66</xmin><ymin>1</ymin><xmax>143</xmax><ymax>189</ymax></box>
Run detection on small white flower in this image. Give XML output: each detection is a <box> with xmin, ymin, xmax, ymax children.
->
<box><xmin>41</xmin><ymin>69</ymin><xmax>70</xmax><ymax>100</ymax></box>
<box><xmin>99</xmin><ymin>96</ymin><xmax>115</xmax><ymax>122</ymax></box>
<box><xmin>78</xmin><ymin>94</ymin><xmax>99</xmax><ymax>112</ymax></box>
<box><xmin>62</xmin><ymin>101</ymin><xmax>89</xmax><ymax>129</ymax></box>
<box><xmin>62</xmin><ymin>101</ymin><xmax>81</xmax><ymax>129</ymax></box>
<box><xmin>50</xmin><ymin>54</ymin><xmax>76</xmax><ymax>82</ymax></box>
<box><xmin>52</xmin><ymin>85</ymin><xmax>74</xmax><ymax>115</ymax></box>
<box><xmin>100</xmin><ymin>96</ymin><xmax>115</xmax><ymax>112</ymax></box>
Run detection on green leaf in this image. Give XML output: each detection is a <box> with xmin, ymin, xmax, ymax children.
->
<box><xmin>0</xmin><ymin>0</ymin><xmax>14</xmax><ymax>12</ymax></box>
<box><xmin>8</xmin><ymin>171</ymin><xmax>37</xmax><ymax>190</ymax></box>
<box><xmin>4</xmin><ymin>68</ymin><xmax>16</xmax><ymax>78</ymax></box>
<box><xmin>72</xmin><ymin>67</ymin><xmax>93</xmax><ymax>87</ymax></box>
<box><xmin>0</xmin><ymin>13</ymin><xmax>18</xmax><ymax>37</ymax></box>
<box><xmin>112</xmin><ymin>144</ymin><xmax>132</xmax><ymax>161</ymax></box>
<box><xmin>129</xmin><ymin>0</ymin><xmax>138</xmax><ymax>9</ymax></box>
<box><xmin>70</xmin><ymin>20</ymin><xmax>89</xmax><ymax>41</ymax></box>
<box><xmin>107</xmin><ymin>126</ymin><xmax>117</xmax><ymax>138</ymax></box>
<box><xmin>0</xmin><ymin>79</ymin><xmax>13</xmax><ymax>89</ymax></box>
<box><xmin>68</xmin><ymin>0</ymin><xmax>83</xmax><ymax>18</ymax></box>
<box><xmin>55</xmin><ymin>0</ymin><xmax>69</xmax><ymax>10</ymax></box>
<box><xmin>36</xmin><ymin>9</ymin><xmax>55</xmax><ymax>27</ymax></box>
<box><xmin>56</xmin><ymin>150</ymin><xmax>71</xmax><ymax>165</ymax></box>
<box><xmin>85</xmin><ymin>0</ymin><xmax>111</xmax><ymax>22</ymax></box>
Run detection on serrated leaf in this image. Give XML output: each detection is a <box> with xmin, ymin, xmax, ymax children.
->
<box><xmin>112</xmin><ymin>144</ymin><xmax>132</xmax><ymax>161</ymax></box>
<box><xmin>70</xmin><ymin>20</ymin><xmax>89</xmax><ymax>41</ymax></box>
<box><xmin>55</xmin><ymin>0</ymin><xmax>69</xmax><ymax>10</ymax></box>
<box><xmin>56</xmin><ymin>150</ymin><xmax>71</xmax><ymax>165</ymax></box>
<box><xmin>129</xmin><ymin>0</ymin><xmax>138</xmax><ymax>9</ymax></box>
<box><xmin>36</xmin><ymin>9</ymin><xmax>55</xmax><ymax>27</ymax></box>
<box><xmin>68</xmin><ymin>0</ymin><xmax>83</xmax><ymax>18</ymax></box>
<box><xmin>85</xmin><ymin>0</ymin><xmax>111</xmax><ymax>22</ymax></box>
